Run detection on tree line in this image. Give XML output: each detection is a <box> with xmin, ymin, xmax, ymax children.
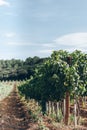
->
<box><xmin>0</xmin><ymin>56</ymin><xmax>48</xmax><ymax>80</ymax></box>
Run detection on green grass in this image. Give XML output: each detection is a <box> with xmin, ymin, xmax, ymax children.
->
<box><xmin>0</xmin><ymin>82</ymin><xmax>13</xmax><ymax>101</ymax></box>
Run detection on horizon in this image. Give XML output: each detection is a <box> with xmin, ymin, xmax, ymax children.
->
<box><xmin>0</xmin><ymin>49</ymin><xmax>86</xmax><ymax>61</ymax></box>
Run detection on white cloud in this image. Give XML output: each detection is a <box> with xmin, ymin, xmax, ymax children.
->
<box><xmin>39</xmin><ymin>32</ymin><xmax>87</xmax><ymax>55</ymax></box>
<box><xmin>7</xmin><ymin>42</ymin><xmax>32</xmax><ymax>46</ymax></box>
<box><xmin>42</xmin><ymin>43</ymin><xmax>55</xmax><ymax>47</ymax></box>
<box><xmin>2</xmin><ymin>32</ymin><xmax>87</xmax><ymax>58</ymax></box>
<box><xmin>7</xmin><ymin>42</ymin><xmax>39</xmax><ymax>46</ymax></box>
<box><xmin>0</xmin><ymin>0</ymin><xmax>10</xmax><ymax>6</ymax></box>
<box><xmin>5</xmin><ymin>41</ymin><xmax>55</xmax><ymax>48</ymax></box>
<box><xmin>39</xmin><ymin>49</ymin><xmax>53</xmax><ymax>54</ymax></box>
<box><xmin>5</xmin><ymin>32</ymin><xmax>16</xmax><ymax>38</ymax></box>
<box><xmin>54</xmin><ymin>32</ymin><xmax>87</xmax><ymax>52</ymax></box>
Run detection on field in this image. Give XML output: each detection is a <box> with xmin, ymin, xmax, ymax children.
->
<box><xmin>0</xmin><ymin>82</ymin><xmax>13</xmax><ymax>101</ymax></box>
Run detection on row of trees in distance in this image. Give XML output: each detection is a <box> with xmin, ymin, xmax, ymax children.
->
<box><xmin>0</xmin><ymin>56</ymin><xmax>48</xmax><ymax>80</ymax></box>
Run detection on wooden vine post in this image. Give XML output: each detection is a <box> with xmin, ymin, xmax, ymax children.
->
<box><xmin>65</xmin><ymin>56</ymin><xmax>72</xmax><ymax>125</ymax></box>
<box><xmin>74</xmin><ymin>98</ymin><xmax>77</xmax><ymax>127</ymax></box>
<box><xmin>65</xmin><ymin>91</ymin><xmax>70</xmax><ymax>125</ymax></box>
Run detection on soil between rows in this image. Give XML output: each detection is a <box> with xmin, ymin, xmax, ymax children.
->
<box><xmin>0</xmin><ymin>84</ymin><xmax>38</xmax><ymax>130</ymax></box>
<box><xmin>0</xmin><ymin>85</ymin><xmax>87</xmax><ymax>130</ymax></box>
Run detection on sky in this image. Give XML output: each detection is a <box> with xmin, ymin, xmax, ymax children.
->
<box><xmin>0</xmin><ymin>0</ymin><xmax>87</xmax><ymax>60</ymax></box>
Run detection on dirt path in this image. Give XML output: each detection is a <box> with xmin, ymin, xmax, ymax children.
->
<box><xmin>0</xmin><ymin>84</ymin><xmax>32</xmax><ymax>130</ymax></box>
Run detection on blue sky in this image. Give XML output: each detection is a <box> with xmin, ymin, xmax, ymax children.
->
<box><xmin>0</xmin><ymin>0</ymin><xmax>87</xmax><ymax>59</ymax></box>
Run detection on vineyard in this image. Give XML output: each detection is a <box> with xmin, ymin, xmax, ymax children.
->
<box><xmin>0</xmin><ymin>50</ymin><xmax>87</xmax><ymax>130</ymax></box>
<box><xmin>18</xmin><ymin>50</ymin><xmax>87</xmax><ymax>130</ymax></box>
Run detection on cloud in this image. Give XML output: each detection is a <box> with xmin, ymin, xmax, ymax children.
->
<box><xmin>7</xmin><ymin>42</ymin><xmax>39</xmax><ymax>46</ymax></box>
<box><xmin>7</xmin><ymin>42</ymin><xmax>32</xmax><ymax>46</ymax></box>
<box><xmin>54</xmin><ymin>32</ymin><xmax>87</xmax><ymax>52</ymax></box>
<box><xmin>39</xmin><ymin>32</ymin><xmax>87</xmax><ymax>55</ymax></box>
<box><xmin>42</xmin><ymin>43</ymin><xmax>55</xmax><ymax>47</ymax></box>
<box><xmin>2</xmin><ymin>32</ymin><xmax>87</xmax><ymax>59</ymax></box>
<box><xmin>5</xmin><ymin>32</ymin><xmax>16</xmax><ymax>38</ymax></box>
<box><xmin>39</xmin><ymin>49</ymin><xmax>53</xmax><ymax>54</ymax></box>
<box><xmin>0</xmin><ymin>0</ymin><xmax>10</xmax><ymax>6</ymax></box>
